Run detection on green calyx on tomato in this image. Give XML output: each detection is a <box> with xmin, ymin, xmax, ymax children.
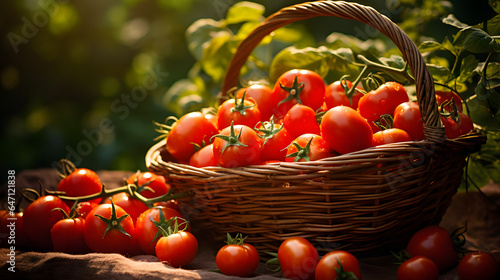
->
<box><xmin>150</xmin><ymin>206</ymin><xmax>189</xmax><ymax>243</ymax></box>
<box><xmin>285</xmin><ymin>137</ymin><xmax>314</xmax><ymax>162</ymax></box>
<box><xmin>94</xmin><ymin>198</ymin><xmax>132</xmax><ymax>239</ymax></box>
<box><xmin>255</xmin><ymin>117</ymin><xmax>283</xmax><ymax>145</ymax></box>
<box><xmin>212</xmin><ymin>122</ymin><xmax>248</xmax><ymax>154</ymax></box>
<box><xmin>230</xmin><ymin>91</ymin><xmax>255</xmax><ymax>116</ymax></box>
<box><xmin>333</xmin><ymin>258</ymin><xmax>360</xmax><ymax>280</ymax></box>
<box><xmin>278</xmin><ymin>76</ymin><xmax>305</xmax><ymax>106</ymax></box>
<box><xmin>224</xmin><ymin>232</ymin><xmax>247</xmax><ymax>245</ymax></box>
<box><xmin>373</xmin><ymin>114</ymin><xmax>395</xmax><ymax>131</ymax></box>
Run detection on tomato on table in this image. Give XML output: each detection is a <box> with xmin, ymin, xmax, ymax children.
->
<box><xmin>51</xmin><ymin>210</ymin><xmax>89</xmax><ymax>254</ymax></box>
<box><xmin>155</xmin><ymin>218</ymin><xmax>198</xmax><ymax>267</ymax></box>
<box><xmin>458</xmin><ymin>252</ymin><xmax>499</xmax><ymax>280</ymax></box>
<box><xmin>102</xmin><ymin>192</ymin><xmax>149</xmax><ymax>224</ymax></box>
<box><xmin>277</xmin><ymin>237</ymin><xmax>319</xmax><ymax>280</ymax></box>
<box><xmin>126</xmin><ymin>171</ymin><xmax>171</xmax><ymax>199</ymax></box>
<box><xmin>212</xmin><ymin>123</ymin><xmax>262</xmax><ymax>167</ymax></box>
<box><xmin>396</xmin><ymin>256</ymin><xmax>439</xmax><ymax>280</ymax></box>
<box><xmin>216</xmin><ymin>233</ymin><xmax>260</xmax><ymax>277</ymax></box>
<box><xmin>315</xmin><ymin>250</ymin><xmax>362</xmax><ymax>280</ymax></box>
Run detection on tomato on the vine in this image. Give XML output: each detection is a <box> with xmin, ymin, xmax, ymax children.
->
<box><xmin>75</xmin><ymin>201</ymin><xmax>98</xmax><ymax>219</ymax></box>
<box><xmin>212</xmin><ymin>124</ymin><xmax>262</xmax><ymax>167</ymax></box>
<box><xmin>84</xmin><ymin>200</ymin><xmax>140</xmax><ymax>256</ymax></box>
<box><xmin>57</xmin><ymin>168</ymin><xmax>103</xmax><ymax>207</ymax></box>
<box><xmin>324</xmin><ymin>80</ymin><xmax>364</xmax><ymax>110</ymax></box>
<box><xmin>358</xmin><ymin>81</ymin><xmax>409</xmax><ymax>132</ymax></box>
<box><xmin>135</xmin><ymin>206</ymin><xmax>188</xmax><ymax>255</ymax></box>
<box><xmin>320</xmin><ymin>106</ymin><xmax>373</xmax><ymax>154</ymax></box>
<box><xmin>396</xmin><ymin>256</ymin><xmax>439</xmax><ymax>280</ymax></box>
<box><xmin>315</xmin><ymin>250</ymin><xmax>362</xmax><ymax>280</ymax></box>
<box><xmin>217</xmin><ymin>91</ymin><xmax>261</xmax><ymax>130</ymax></box>
<box><xmin>406</xmin><ymin>225</ymin><xmax>458</xmax><ymax>272</ymax></box>
<box><xmin>236</xmin><ymin>84</ymin><xmax>275</xmax><ymax>122</ymax></box>
<box><xmin>166</xmin><ymin>111</ymin><xmax>219</xmax><ymax>163</ymax></box>
<box><xmin>393</xmin><ymin>102</ymin><xmax>425</xmax><ymax>141</ymax></box>
<box><xmin>51</xmin><ymin>211</ymin><xmax>89</xmax><ymax>254</ymax></box>
<box><xmin>277</xmin><ymin>237</ymin><xmax>319</xmax><ymax>280</ymax></box>
<box><xmin>458</xmin><ymin>252</ymin><xmax>499</xmax><ymax>280</ymax></box>
<box><xmin>103</xmin><ymin>192</ymin><xmax>149</xmax><ymax>224</ymax></box>
<box><xmin>23</xmin><ymin>195</ymin><xmax>70</xmax><ymax>251</ymax></box>
<box><xmin>285</xmin><ymin>134</ymin><xmax>333</xmax><ymax>162</ymax></box>
<box><xmin>216</xmin><ymin>233</ymin><xmax>260</xmax><ymax>277</ymax></box>
<box><xmin>255</xmin><ymin>118</ymin><xmax>294</xmax><ymax>162</ymax></box>
<box><xmin>282</xmin><ymin>104</ymin><xmax>321</xmax><ymax>139</ymax></box>
<box><xmin>155</xmin><ymin>218</ymin><xmax>198</xmax><ymax>267</ymax></box>
<box><xmin>272</xmin><ymin>69</ymin><xmax>326</xmax><ymax>119</ymax></box>
<box><xmin>126</xmin><ymin>171</ymin><xmax>171</xmax><ymax>199</ymax></box>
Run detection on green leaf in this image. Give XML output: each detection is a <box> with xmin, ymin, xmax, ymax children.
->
<box><xmin>226</xmin><ymin>1</ymin><xmax>264</xmax><ymax>25</ymax></box>
<box><xmin>454</xmin><ymin>28</ymin><xmax>499</xmax><ymax>53</ymax></box>
<box><xmin>419</xmin><ymin>41</ymin><xmax>444</xmax><ymax>53</ymax></box>
<box><xmin>185</xmin><ymin>19</ymin><xmax>228</xmax><ymax>60</ymax></box>
<box><xmin>380</xmin><ymin>55</ymin><xmax>406</xmax><ymax>69</ymax></box>
<box><xmin>489</xmin><ymin>0</ymin><xmax>500</xmax><ymax>14</ymax></box>
<box><xmin>442</xmin><ymin>36</ymin><xmax>462</xmax><ymax>56</ymax></box>
<box><xmin>163</xmin><ymin>78</ymin><xmax>206</xmax><ymax>116</ymax></box>
<box><xmin>426</xmin><ymin>63</ymin><xmax>453</xmax><ymax>82</ymax></box>
<box><xmin>201</xmin><ymin>35</ymin><xmax>238</xmax><ymax>83</ymax></box>
<box><xmin>442</xmin><ymin>14</ymin><xmax>470</xmax><ymax>29</ymax></box>
<box><xmin>485</xmin><ymin>14</ymin><xmax>500</xmax><ymax>35</ymax></box>
<box><xmin>484</xmin><ymin>62</ymin><xmax>500</xmax><ymax>79</ymax></box>
<box><xmin>458</xmin><ymin>55</ymin><xmax>479</xmax><ymax>82</ymax></box>
<box><xmin>326</xmin><ymin>32</ymin><xmax>385</xmax><ymax>55</ymax></box>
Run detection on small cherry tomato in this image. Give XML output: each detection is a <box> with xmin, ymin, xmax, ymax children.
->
<box><xmin>278</xmin><ymin>237</ymin><xmax>319</xmax><ymax>280</ymax></box>
<box><xmin>282</xmin><ymin>104</ymin><xmax>321</xmax><ymax>139</ymax></box>
<box><xmin>324</xmin><ymin>80</ymin><xmax>364</xmax><ymax>110</ymax></box>
<box><xmin>217</xmin><ymin>92</ymin><xmax>261</xmax><ymax>130</ymax></box>
<box><xmin>458</xmin><ymin>252</ymin><xmax>499</xmax><ymax>280</ymax></box>
<box><xmin>212</xmin><ymin>124</ymin><xmax>262</xmax><ymax>167</ymax></box>
<box><xmin>393</xmin><ymin>102</ymin><xmax>425</xmax><ymax>141</ymax></box>
<box><xmin>236</xmin><ymin>84</ymin><xmax>275</xmax><ymax>122</ymax></box>
<box><xmin>435</xmin><ymin>90</ymin><xmax>463</xmax><ymax>112</ymax></box>
<box><xmin>315</xmin><ymin>250</ymin><xmax>362</xmax><ymax>280</ymax></box>
<box><xmin>127</xmin><ymin>171</ymin><xmax>171</xmax><ymax>199</ymax></box>
<box><xmin>396</xmin><ymin>256</ymin><xmax>439</xmax><ymax>280</ymax></box>
<box><xmin>255</xmin><ymin>119</ymin><xmax>294</xmax><ymax>162</ymax></box>
<box><xmin>51</xmin><ymin>214</ymin><xmax>89</xmax><ymax>254</ymax></box>
<box><xmin>216</xmin><ymin>233</ymin><xmax>260</xmax><ymax>277</ymax></box>
<box><xmin>57</xmin><ymin>168</ymin><xmax>103</xmax><ymax>207</ymax></box>
<box><xmin>285</xmin><ymin>134</ymin><xmax>333</xmax><ymax>162</ymax></box>
<box><xmin>189</xmin><ymin>143</ymin><xmax>218</xmax><ymax>167</ymax></box>
<box><xmin>155</xmin><ymin>218</ymin><xmax>198</xmax><ymax>267</ymax></box>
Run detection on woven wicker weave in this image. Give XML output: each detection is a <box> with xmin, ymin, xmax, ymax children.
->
<box><xmin>146</xmin><ymin>1</ymin><xmax>486</xmax><ymax>255</ymax></box>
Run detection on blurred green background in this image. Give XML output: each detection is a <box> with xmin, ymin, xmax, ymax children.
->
<box><xmin>0</xmin><ymin>0</ymin><xmax>494</xmax><ymax>173</ymax></box>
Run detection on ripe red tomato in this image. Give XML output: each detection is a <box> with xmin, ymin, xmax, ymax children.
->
<box><xmin>0</xmin><ymin>211</ymin><xmax>30</xmax><ymax>248</ymax></box>
<box><xmin>84</xmin><ymin>202</ymin><xmax>140</xmax><ymax>256</ymax></box>
<box><xmin>282</xmin><ymin>104</ymin><xmax>321</xmax><ymax>139</ymax></box>
<box><xmin>393</xmin><ymin>102</ymin><xmax>425</xmax><ymax>141</ymax></box>
<box><xmin>189</xmin><ymin>143</ymin><xmax>218</xmax><ymax>167</ymax></box>
<box><xmin>166</xmin><ymin>111</ymin><xmax>219</xmax><ymax>163</ymax></box>
<box><xmin>406</xmin><ymin>225</ymin><xmax>458</xmax><ymax>272</ymax></box>
<box><xmin>278</xmin><ymin>237</ymin><xmax>319</xmax><ymax>280</ymax></box>
<box><xmin>285</xmin><ymin>134</ymin><xmax>333</xmax><ymax>162</ymax></box>
<box><xmin>51</xmin><ymin>216</ymin><xmax>89</xmax><ymax>254</ymax></box>
<box><xmin>23</xmin><ymin>195</ymin><xmax>70</xmax><ymax>251</ymax></box>
<box><xmin>458</xmin><ymin>252</ymin><xmax>499</xmax><ymax>280</ymax></box>
<box><xmin>216</xmin><ymin>233</ymin><xmax>260</xmax><ymax>277</ymax></box>
<box><xmin>135</xmin><ymin>206</ymin><xmax>188</xmax><ymax>255</ymax></box>
<box><xmin>396</xmin><ymin>256</ymin><xmax>439</xmax><ymax>280</ymax></box>
<box><xmin>236</xmin><ymin>84</ymin><xmax>275</xmax><ymax>121</ymax></box>
<box><xmin>217</xmin><ymin>93</ymin><xmax>261</xmax><ymax>130</ymax></box>
<box><xmin>57</xmin><ymin>168</ymin><xmax>102</xmax><ymax>207</ymax></box>
<box><xmin>156</xmin><ymin>230</ymin><xmax>198</xmax><ymax>267</ymax></box>
<box><xmin>315</xmin><ymin>250</ymin><xmax>362</xmax><ymax>280</ymax></box>
<box><xmin>358</xmin><ymin>81</ymin><xmax>409</xmax><ymax>132</ymax></box>
<box><xmin>126</xmin><ymin>171</ymin><xmax>171</xmax><ymax>199</ymax></box>
<box><xmin>441</xmin><ymin>112</ymin><xmax>474</xmax><ymax>139</ymax></box>
<box><xmin>212</xmin><ymin>124</ymin><xmax>262</xmax><ymax>167</ymax></box>
<box><xmin>324</xmin><ymin>80</ymin><xmax>364</xmax><ymax>110</ymax></box>
<box><xmin>75</xmin><ymin>201</ymin><xmax>98</xmax><ymax>219</ymax></box>
<box><xmin>272</xmin><ymin>69</ymin><xmax>326</xmax><ymax>119</ymax></box>
<box><xmin>435</xmin><ymin>90</ymin><xmax>463</xmax><ymax>112</ymax></box>
<box><xmin>103</xmin><ymin>192</ymin><xmax>149</xmax><ymax>224</ymax></box>
<box><xmin>256</xmin><ymin>120</ymin><xmax>294</xmax><ymax>162</ymax></box>
<box><xmin>372</xmin><ymin>128</ymin><xmax>412</xmax><ymax>146</ymax></box>
<box><xmin>320</xmin><ymin>106</ymin><xmax>373</xmax><ymax>154</ymax></box>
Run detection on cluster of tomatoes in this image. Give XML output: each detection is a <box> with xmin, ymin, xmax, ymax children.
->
<box><xmin>163</xmin><ymin>69</ymin><xmax>474</xmax><ymax>168</ymax></box>
<box><xmin>0</xmin><ymin>167</ymin><xmax>199</xmax><ymax>268</ymax></box>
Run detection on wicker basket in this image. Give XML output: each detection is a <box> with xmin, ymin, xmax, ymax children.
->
<box><xmin>146</xmin><ymin>1</ymin><xmax>486</xmax><ymax>255</ymax></box>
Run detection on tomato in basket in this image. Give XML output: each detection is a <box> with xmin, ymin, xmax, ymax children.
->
<box><xmin>285</xmin><ymin>133</ymin><xmax>333</xmax><ymax>162</ymax></box>
<box><xmin>212</xmin><ymin>123</ymin><xmax>262</xmax><ymax>167</ymax></box>
<box><xmin>255</xmin><ymin>119</ymin><xmax>294</xmax><ymax>162</ymax></box>
<box><xmin>216</xmin><ymin>91</ymin><xmax>261</xmax><ymax>130</ymax></box>
<box><xmin>236</xmin><ymin>84</ymin><xmax>275</xmax><ymax>122</ymax></box>
<box><xmin>282</xmin><ymin>103</ymin><xmax>321</xmax><ymax>139</ymax></box>
<box><xmin>393</xmin><ymin>102</ymin><xmax>425</xmax><ymax>141</ymax></box>
<box><xmin>324</xmin><ymin>80</ymin><xmax>364</xmax><ymax>110</ymax></box>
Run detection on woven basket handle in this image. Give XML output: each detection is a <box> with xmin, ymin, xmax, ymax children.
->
<box><xmin>221</xmin><ymin>0</ymin><xmax>444</xmax><ymax>141</ymax></box>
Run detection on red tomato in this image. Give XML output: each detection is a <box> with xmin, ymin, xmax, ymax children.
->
<box><xmin>75</xmin><ymin>201</ymin><xmax>98</xmax><ymax>219</ymax></box>
<box><xmin>212</xmin><ymin>124</ymin><xmax>262</xmax><ymax>167</ymax></box>
<box><xmin>278</xmin><ymin>237</ymin><xmax>319</xmax><ymax>280</ymax></box>
<box><xmin>154</xmin><ymin>200</ymin><xmax>181</xmax><ymax>212</ymax></box>
<box><xmin>84</xmin><ymin>202</ymin><xmax>139</xmax><ymax>256</ymax></box>
<box><xmin>103</xmin><ymin>192</ymin><xmax>149</xmax><ymax>224</ymax></box>
<box><xmin>23</xmin><ymin>195</ymin><xmax>70</xmax><ymax>251</ymax></box>
<box><xmin>156</xmin><ymin>230</ymin><xmax>198</xmax><ymax>267</ymax></box>
<box><xmin>236</xmin><ymin>84</ymin><xmax>275</xmax><ymax>121</ymax></box>
<box><xmin>320</xmin><ymin>106</ymin><xmax>373</xmax><ymax>154</ymax></box>
<box><xmin>57</xmin><ymin>168</ymin><xmax>102</xmax><ymax>207</ymax></box>
<box><xmin>255</xmin><ymin>120</ymin><xmax>294</xmax><ymax>162</ymax></box>
<box><xmin>135</xmin><ymin>206</ymin><xmax>188</xmax><ymax>255</ymax></box>
<box><xmin>358</xmin><ymin>81</ymin><xmax>409</xmax><ymax>132</ymax></box>
<box><xmin>285</xmin><ymin>134</ymin><xmax>333</xmax><ymax>162</ymax></box>
<box><xmin>315</xmin><ymin>250</ymin><xmax>362</xmax><ymax>280</ymax></box>
<box><xmin>166</xmin><ymin>111</ymin><xmax>219</xmax><ymax>163</ymax></box>
<box><xmin>272</xmin><ymin>69</ymin><xmax>326</xmax><ymax>119</ymax></box>
<box><xmin>217</xmin><ymin>92</ymin><xmax>261</xmax><ymax>130</ymax></box>
<box><xmin>189</xmin><ymin>144</ymin><xmax>218</xmax><ymax>167</ymax></box>
<box><xmin>458</xmin><ymin>252</ymin><xmax>499</xmax><ymax>280</ymax></box>
<box><xmin>282</xmin><ymin>104</ymin><xmax>321</xmax><ymax>139</ymax></box>
<box><xmin>441</xmin><ymin>112</ymin><xmax>474</xmax><ymax>139</ymax></box>
<box><xmin>216</xmin><ymin>233</ymin><xmax>260</xmax><ymax>277</ymax></box>
<box><xmin>396</xmin><ymin>256</ymin><xmax>439</xmax><ymax>280</ymax></box>
<box><xmin>372</xmin><ymin>128</ymin><xmax>412</xmax><ymax>146</ymax></box>
<box><xmin>324</xmin><ymin>80</ymin><xmax>364</xmax><ymax>110</ymax></box>
<box><xmin>393</xmin><ymin>102</ymin><xmax>425</xmax><ymax>141</ymax></box>
<box><xmin>435</xmin><ymin>90</ymin><xmax>463</xmax><ymax>112</ymax></box>
<box><xmin>406</xmin><ymin>225</ymin><xmax>458</xmax><ymax>272</ymax></box>
<box><xmin>127</xmin><ymin>171</ymin><xmax>171</xmax><ymax>199</ymax></box>
<box><xmin>0</xmin><ymin>211</ymin><xmax>30</xmax><ymax>248</ymax></box>
<box><xmin>51</xmin><ymin>216</ymin><xmax>89</xmax><ymax>254</ymax></box>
